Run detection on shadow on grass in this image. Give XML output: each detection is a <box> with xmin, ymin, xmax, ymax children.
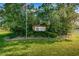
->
<box><xmin>15</xmin><ymin>38</ymin><xmax>72</xmax><ymax>45</ymax></box>
<box><xmin>0</xmin><ymin>33</ymin><xmax>18</xmax><ymax>47</ymax></box>
<box><xmin>64</xmin><ymin>39</ymin><xmax>72</xmax><ymax>42</ymax></box>
<box><xmin>0</xmin><ymin>33</ymin><xmax>72</xmax><ymax>47</ymax></box>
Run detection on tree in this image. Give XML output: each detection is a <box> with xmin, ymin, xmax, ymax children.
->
<box><xmin>1</xmin><ymin>4</ymin><xmax>26</xmax><ymax>36</ymax></box>
<box><xmin>27</xmin><ymin>3</ymin><xmax>78</xmax><ymax>38</ymax></box>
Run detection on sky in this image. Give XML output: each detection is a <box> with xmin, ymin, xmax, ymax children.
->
<box><xmin>0</xmin><ymin>3</ymin><xmax>4</xmax><ymax>9</ymax></box>
<box><xmin>33</xmin><ymin>3</ymin><xmax>42</xmax><ymax>8</ymax></box>
<box><xmin>75</xmin><ymin>7</ymin><xmax>79</xmax><ymax>13</ymax></box>
<box><xmin>0</xmin><ymin>3</ymin><xmax>4</xmax><ymax>6</ymax></box>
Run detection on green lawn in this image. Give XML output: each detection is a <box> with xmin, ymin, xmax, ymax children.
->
<box><xmin>0</xmin><ymin>30</ymin><xmax>79</xmax><ymax>56</ymax></box>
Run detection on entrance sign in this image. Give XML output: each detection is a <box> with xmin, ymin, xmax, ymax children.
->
<box><xmin>33</xmin><ymin>26</ymin><xmax>46</xmax><ymax>31</ymax></box>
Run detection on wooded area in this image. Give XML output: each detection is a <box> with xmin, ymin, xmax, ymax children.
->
<box><xmin>27</xmin><ymin>3</ymin><xmax>78</xmax><ymax>38</ymax></box>
<box><xmin>0</xmin><ymin>3</ymin><xmax>78</xmax><ymax>38</ymax></box>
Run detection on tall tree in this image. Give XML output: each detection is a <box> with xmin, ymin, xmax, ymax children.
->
<box><xmin>2</xmin><ymin>4</ymin><xmax>26</xmax><ymax>36</ymax></box>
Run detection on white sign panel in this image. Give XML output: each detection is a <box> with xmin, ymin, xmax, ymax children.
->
<box><xmin>34</xmin><ymin>26</ymin><xmax>46</xmax><ymax>31</ymax></box>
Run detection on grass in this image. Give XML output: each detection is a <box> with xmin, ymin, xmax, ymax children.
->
<box><xmin>0</xmin><ymin>30</ymin><xmax>12</xmax><ymax>47</ymax></box>
<box><xmin>0</xmin><ymin>30</ymin><xmax>79</xmax><ymax>56</ymax></box>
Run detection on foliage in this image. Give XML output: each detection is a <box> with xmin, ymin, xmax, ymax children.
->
<box><xmin>0</xmin><ymin>4</ymin><xmax>26</xmax><ymax>36</ymax></box>
<box><xmin>27</xmin><ymin>3</ymin><xmax>78</xmax><ymax>37</ymax></box>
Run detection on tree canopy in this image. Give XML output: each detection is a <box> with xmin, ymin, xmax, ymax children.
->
<box><xmin>27</xmin><ymin>3</ymin><xmax>78</xmax><ymax>37</ymax></box>
<box><xmin>0</xmin><ymin>3</ymin><xmax>26</xmax><ymax>36</ymax></box>
<box><xmin>0</xmin><ymin>3</ymin><xmax>78</xmax><ymax>38</ymax></box>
